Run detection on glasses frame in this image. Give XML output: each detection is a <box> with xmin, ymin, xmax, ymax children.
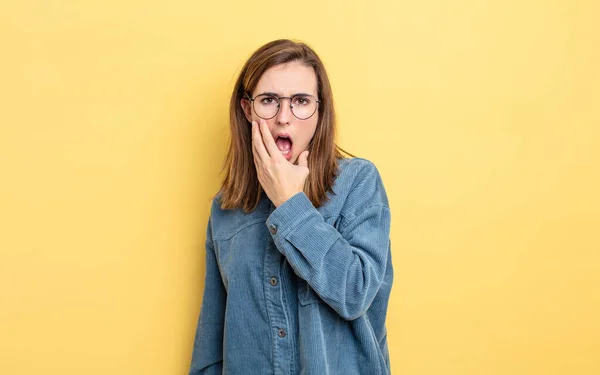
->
<box><xmin>245</xmin><ymin>93</ymin><xmax>321</xmax><ymax>120</ymax></box>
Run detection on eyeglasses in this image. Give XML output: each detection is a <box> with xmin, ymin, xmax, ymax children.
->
<box><xmin>245</xmin><ymin>93</ymin><xmax>321</xmax><ymax>120</ymax></box>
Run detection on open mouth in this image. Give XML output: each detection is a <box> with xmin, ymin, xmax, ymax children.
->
<box><xmin>275</xmin><ymin>134</ymin><xmax>293</xmax><ymax>159</ymax></box>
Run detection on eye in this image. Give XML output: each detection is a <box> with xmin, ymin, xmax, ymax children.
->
<box><xmin>259</xmin><ymin>95</ymin><xmax>278</xmax><ymax>105</ymax></box>
<box><xmin>293</xmin><ymin>96</ymin><xmax>311</xmax><ymax>106</ymax></box>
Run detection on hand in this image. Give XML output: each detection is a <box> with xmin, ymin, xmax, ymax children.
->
<box><xmin>251</xmin><ymin>119</ymin><xmax>310</xmax><ymax>207</ymax></box>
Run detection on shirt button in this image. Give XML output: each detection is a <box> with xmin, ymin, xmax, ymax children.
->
<box><xmin>269</xmin><ymin>277</ymin><xmax>278</xmax><ymax>286</ymax></box>
<box><xmin>269</xmin><ymin>225</ymin><xmax>278</xmax><ymax>235</ymax></box>
<box><xmin>278</xmin><ymin>328</ymin><xmax>286</xmax><ymax>338</ymax></box>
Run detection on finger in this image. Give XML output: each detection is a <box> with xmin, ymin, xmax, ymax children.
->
<box><xmin>252</xmin><ymin>120</ymin><xmax>270</xmax><ymax>162</ymax></box>
<box><xmin>252</xmin><ymin>141</ymin><xmax>264</xmax><ymax>183</ymax></box>
<box><xmin>252</xmin><ymin>149</ymin><xmax>263</xmax><ymax>188</ymax></box>
<box><xmin>251</xmin><ymin>139</ymin><xmax>259</xmax><ymax>167</ymax></box>
<box><xmin>259</xmin><ymin>119</ymin><xmax>284</xmax><ymax>161</ymax></box>
<box><xmin>251</xmin><ymin>131</ymin><xmax>263</xmax><ymax>169</ymax></box>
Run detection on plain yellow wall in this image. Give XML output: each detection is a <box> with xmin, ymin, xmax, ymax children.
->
<box><xmin>1</xmin><ymin>0</ymin><xmax>598</xmax><ymax>374</ymax></box>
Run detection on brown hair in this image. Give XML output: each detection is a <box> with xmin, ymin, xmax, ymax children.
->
<box><xmin>217</xmin><ymin>39</ymin><xmax>355</xmax><ymax>213</ymax></box>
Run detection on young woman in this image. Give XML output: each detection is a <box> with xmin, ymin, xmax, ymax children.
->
<box><xmin>189</xmin><ymin>39</ymin><xmax>393</xmax><ymax>375</ymax></box>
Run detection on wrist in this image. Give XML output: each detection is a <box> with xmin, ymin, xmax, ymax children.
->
<box><xmin>275</xmin><ymin>191</ymin><xmax>302</xmax><ymax>208</ymax></box>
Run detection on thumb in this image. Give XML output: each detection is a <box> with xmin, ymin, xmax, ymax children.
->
<box><xmin>297</xmin><ymin>151</ymin><xmax>309</xmax><ymax>167</ymax></box>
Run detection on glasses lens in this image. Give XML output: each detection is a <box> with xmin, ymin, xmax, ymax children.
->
<box><xmin>253</xmin><ymin>94</ymin><xmax>279</xmax><ymax>119</ymax></box>
<box><xmin>291</xmin><ymin>95</ymin><xmax>318</xmax><ymax>119</ymax></box>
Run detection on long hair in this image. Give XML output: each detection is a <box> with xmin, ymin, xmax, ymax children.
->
<box><xmin>218</xmin><ymin>39</ymin><xmax>355</xmax><ymax>213</ymax></box>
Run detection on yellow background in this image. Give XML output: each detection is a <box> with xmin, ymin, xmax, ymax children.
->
<box><xmin>1</xmin><ymin>0</ymin><xmax>598</xmax><ymax>374</ymax></box>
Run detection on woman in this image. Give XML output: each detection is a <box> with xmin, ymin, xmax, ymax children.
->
<box><xmin>189</xmin><ymin>39</ymin><xmax>393</xmax><ymax>375</ymax></box>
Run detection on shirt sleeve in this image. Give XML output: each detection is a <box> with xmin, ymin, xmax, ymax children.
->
<box><xmin>265</xmin><ymin>161</ymin><xmax>391</xmax><ymax>321</ymax></box>
<box><xmin>189</xmin><ymin>215</ymin><xmax>226</xmax><ymax>375</ymax></box>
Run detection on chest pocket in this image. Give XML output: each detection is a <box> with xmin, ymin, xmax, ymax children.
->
<box><xmin>214</xmin><ymin>219</ymin><xmax>269</xmax><ymax>290</ymax></box>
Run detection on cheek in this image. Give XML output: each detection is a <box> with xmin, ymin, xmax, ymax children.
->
<box><xmin>266</xmin><ymin>120</ymin><xmax>278</xmax><ymax>133</ymax></box>
<box><xmin>297</xmin><ymin>122</ymin><xmax>318</xmax><ymax>150</ymax></box>
<box><xmin>306</xmin><ymin>120</ymin><xmax>318</xmax><ymax>142</ymax></box>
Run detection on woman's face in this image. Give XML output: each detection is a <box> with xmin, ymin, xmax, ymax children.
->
<box><xmin>242</xmin><ymin>61</ymin><xmax>319</xmax><ymax>165</ymax></box>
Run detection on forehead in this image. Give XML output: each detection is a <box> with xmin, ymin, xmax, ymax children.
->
<box><xmin>254</xmin><ymin>61</ymin><xmax>318</xmax><ymax>96</ymax></box>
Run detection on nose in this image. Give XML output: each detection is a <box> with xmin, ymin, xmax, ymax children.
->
<box><xmin>276</xmin><ymin>98</ymin><xmax>293</xmax><ymax>125</ymax></box>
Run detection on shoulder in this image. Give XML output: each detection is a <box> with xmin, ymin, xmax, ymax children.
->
<box><xmin>337</xmin><ymin>157</ymin><xmax>383</xmax><ymax>186</ymax></box>
<box><xmin>334</xmin><ymin>157</ymin><xmax>389</xmax><ymax>217</ymax></box>
<box><xmin>337</xmin><ymin>157</ymin><xmax>387</xmax><ymax>199</ymax></box>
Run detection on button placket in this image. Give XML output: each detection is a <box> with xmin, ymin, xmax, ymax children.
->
<box><xmin>263</xmin><ymin>232</ymin><xmax>291</xmax><ymax>373</ymax></box>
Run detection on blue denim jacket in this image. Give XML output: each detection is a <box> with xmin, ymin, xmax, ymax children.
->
<box><xmin>189</xmin><ymin>157</ymin><xmax>393</xmax><ymax>375</ymax></box>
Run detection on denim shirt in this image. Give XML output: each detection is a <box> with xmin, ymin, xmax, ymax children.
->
<box><xmin>189</xmin><ymin>157</ymin><xmax>393</xmax><ymax>375</ymax></box>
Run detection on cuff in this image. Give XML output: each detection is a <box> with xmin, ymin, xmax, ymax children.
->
<box><xmin>266</xmin><ymin>192</ymin><xmax>315</xmax><ymax>239</ymax></box>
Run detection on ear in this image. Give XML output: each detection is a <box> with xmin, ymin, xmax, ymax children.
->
<box><xmin>240</xmin><ymin>98</ymin><xmax>253</xmax><ymax>123</ymax></box>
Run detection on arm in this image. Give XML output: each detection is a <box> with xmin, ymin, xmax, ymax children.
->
<box><xmin>189</xmin><ymin>216</ymin><xmax>225</xmax><ymax>375</ymax></box>
<box><xmin>266</xmin><ymin>162</ymin><xmax>391</xmax><ymax>321</ymax></box>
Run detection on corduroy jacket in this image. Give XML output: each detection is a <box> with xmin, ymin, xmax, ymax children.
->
<box><xmin>189</xmin><ymin>157</ymin><xmax>393</xmax><ymax>375</ymax></box>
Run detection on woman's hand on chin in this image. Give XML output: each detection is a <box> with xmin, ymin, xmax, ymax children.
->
<box><xmin>251</xmin><ymin>119</ymin><xmax>310</xmax><ymax>208</ymax></box>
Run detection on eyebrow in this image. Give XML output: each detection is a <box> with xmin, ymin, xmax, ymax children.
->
<box><xmin>258</xmin><ymin>91</ymin><xmax>315</xmax><ymax>97</ymax></box>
